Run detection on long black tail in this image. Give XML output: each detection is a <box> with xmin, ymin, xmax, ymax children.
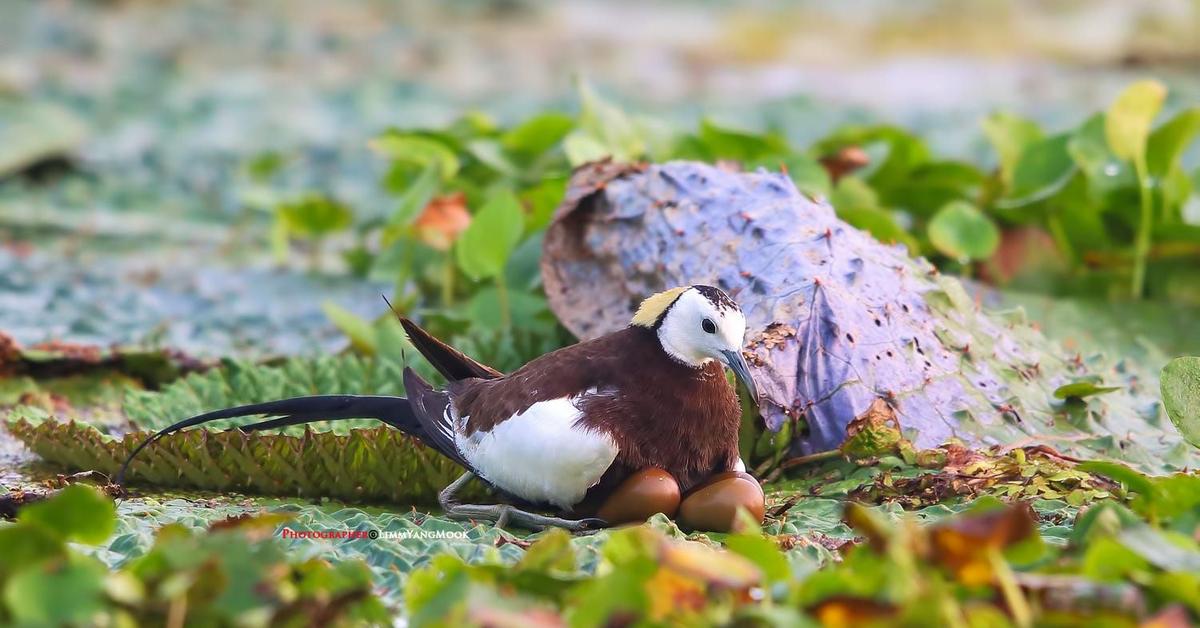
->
<box><xmin>115</xmin><ymin>394</ymin><xmax>421</xmax><ymax>486</ymax></box>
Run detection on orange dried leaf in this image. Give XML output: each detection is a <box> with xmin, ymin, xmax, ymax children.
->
<box><xmin>414</xmin><ymin>192</ymin><xmax>471</xmax><ymax>250</ymax></box>
<box><xmin>1140</xmin><ymin>605</ymin><xmax>1191</xmax><ymax>628</ymax></box>
<box><xmin>656</xmin><ymin>537</ymin><xmax>762</xmax><ymax>591</ymax></box>
<box><xmin>810</xmin><ymin>597</ymin><xmax>898</xmax><ymax>628</ymax></box>
<box><xmin>644</xmin><ymin>567</ymin><xmax>709</xmax><ymax>620</ymax></box>
<box><xmin>819</xmin><ymin>146</ymin><xmax>870</xmax><ymax>183</ymax></box>
<box><xmin>928</xmin><ymin>502</ymin><xmax>1037</xmax><ymax>584</ymax></box>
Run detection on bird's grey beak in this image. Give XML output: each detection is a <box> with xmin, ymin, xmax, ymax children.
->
<box><xmin>720</xmin><ymin>349</ymin><xmax>761</xmax><ymax>406</ymax></box>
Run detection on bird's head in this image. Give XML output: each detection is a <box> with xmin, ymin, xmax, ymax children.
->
<box><xmin>631</xmin><ymin>285</ymin><xmax>760</xmax><ymax>403</ymax></box>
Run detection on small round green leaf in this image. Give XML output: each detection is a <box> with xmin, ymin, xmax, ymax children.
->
<box><xmin>1146</xmin><ymin>108</ymin><xmax>1200</xmax><ymax>177</ymax></box>
<box><xmin>502</xmin><ymin>112</ymin><xmax>575</xmax><ymax>159</ymax></box>
<box><xmin>277</xmin><ymin>194</ymin><xmax>353</xmax><ymax>237</ymax></box>
<box><xmin>840</xmin><ymin>205</ymin><xmax>920</xmax><ymax>253</ymax></box>
<box><xmin>1161</xmin><ymin>356</ymin><xmax>1200</xmax><ymax>448</ymax></box>
<box><xmin>4</xmin><ymin>555</ymin><xmax>108</xmax><ymax>625</ymax></box>
<box><xmin>455</xmin><ymin>190</ymin><xmax>525</xmax><ymax>281</ymax></box>
<box><xmin>998</xmin><ymin>133</ymin><xmax>1077</xmax><ymax>208</ymax></box>
<box><xmin>18</xmin><ymin>484</ymin><xmax>116</xmax><ymax>545</ymax></box>
<box><xmin>927</xmin><ymin>200</ymin><xmax>1000</xmax><ymax>261</ymax></box>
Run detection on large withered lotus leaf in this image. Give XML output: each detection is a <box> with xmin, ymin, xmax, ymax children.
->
<box><xmin>542</xmin><ymin>161</ymin><xmax>1193</xmax><ymax>470</ymax></box>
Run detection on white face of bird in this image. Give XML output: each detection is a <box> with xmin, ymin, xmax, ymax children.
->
<box><xmin>657</xmin><ymin>287</ymin><xmax>745</xmax><ymax>366</ymax></box>
<box><xmin>655</xmin><ymin>287</ymin><xmax>760</xmax><ymax>402</ymax></box>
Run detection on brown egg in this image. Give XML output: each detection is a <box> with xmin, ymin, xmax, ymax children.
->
<box><xmin>596</xmin><ymin>467</ymin><xmax>682</xmax><ymax>525</ymax></box>
<box><xmin>677</xmin><ymin>471</ymin><xmax>765</xmax><ymax>532</ymax></box>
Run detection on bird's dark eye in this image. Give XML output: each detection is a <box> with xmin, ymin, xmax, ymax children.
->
<box><xmin>701</xmin><ymin>318</ymin><xmax>717</xmax><ymax>334</ymax></box>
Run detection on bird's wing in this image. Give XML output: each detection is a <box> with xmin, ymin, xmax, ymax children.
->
<box><xmin>400</xmin><ymin>317</ymin><xmax>503</xmax><ymax>381</ymax></box>
<box><xmin>431</xmin><ymin>331</ymin><xmax>645</xmax><ymax>509</ymax></box>
<box><xmin>402</xmin><ymin>368</ymin><xmax>472</xmax><ymax>469</ymax></box>
<box><xmin>452</xmin><ymin>387</ymin><xmax>619</xmax><ymax>510</ymax></box>
<box><xmin>443</xmin><ymin>327</ymin><xmax>652</xmax><ymax>435</ymax></box>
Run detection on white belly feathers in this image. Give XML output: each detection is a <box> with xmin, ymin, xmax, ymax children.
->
<box><xmin>451</xmin><ymin>391</ymin><xmax>618</xmax><ymax>510</ymax></box>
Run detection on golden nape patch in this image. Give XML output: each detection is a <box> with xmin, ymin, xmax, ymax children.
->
<box><xmin>630</xmin><ymin>287</ymin><xmax>689</xmax><ymax>327</ymax></box>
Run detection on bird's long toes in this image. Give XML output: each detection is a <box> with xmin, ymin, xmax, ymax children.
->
<box><xmin>538</xmin><ymin>515</ymin><xmax>608</xmax><ymax>533</ymax></box>
<box><xmin>505</xmin><ymin>511</ymin><xmax>556</xmax><ymax>531</ymax></box>
<box><xmin>500</xmin><ymin>510</ymin><xmax>591</xmax><ymax>533</ymax></box>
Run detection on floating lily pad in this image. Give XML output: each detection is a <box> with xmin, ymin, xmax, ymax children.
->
<box><xmin>0</xmin><ymin>101</ymin><xmax>87</xmax><ymax>178</ymax></box>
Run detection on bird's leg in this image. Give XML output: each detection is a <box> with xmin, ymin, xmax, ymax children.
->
<box><xmin>446</xmin><ymin>503</ymin><xmax>605</xmax><ymax>532</ymax></box>
<box><xmin>438</xmin><ymin>470</ymin><xmax>475</xmax><ymax>510</ymax></box>
<box><xmin>437</xmin><ymin>471</ymin><xmax>606</xmax><ymax>532</ymax></box>
<box><xmin>494</xmin><ymin>505</ymin><xmax>511</xmax><ymax>528</ymax></box>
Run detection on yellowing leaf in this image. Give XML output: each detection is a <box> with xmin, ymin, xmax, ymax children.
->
<box><xmin>840</xmin><ymin>398</ymin><xmax>903</xmax><ymax>460</ymax></box>
<box><xmin>1105</xmin><ymin>80</ymin><xmax>1167</xmax><ymax>165</ymax></box>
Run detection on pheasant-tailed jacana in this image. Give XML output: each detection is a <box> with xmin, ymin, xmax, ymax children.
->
<box><xmin>117</xmin><ymin>285</ymin><xmax>765</xmax><ymax>531</ymax></box>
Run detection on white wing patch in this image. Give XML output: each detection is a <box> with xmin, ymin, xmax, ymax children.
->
<box><xmin>453</xmin><ymin>391</ymin><xmax>617</xmax><ymax>510</ymax></box>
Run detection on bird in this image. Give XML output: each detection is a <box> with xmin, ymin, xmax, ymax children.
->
<box><xmin>117</xmin><ymin>285</ymin><xmax>766</xmax><ymax>532</ymax></box>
